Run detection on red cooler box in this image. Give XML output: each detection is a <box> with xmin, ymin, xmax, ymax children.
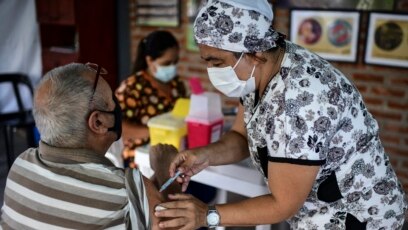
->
<box><xmin>186</xmin><ymin>117</ymin><xmax>223</xmax><ymax>148</ymax></box>
<box><xmin>186</xmin><ymin>91</ymin><xmax>224</xmax><ymax>148</ymax></box>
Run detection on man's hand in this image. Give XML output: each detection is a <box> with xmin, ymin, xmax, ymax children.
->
<box><xmin>150</xmin><ymin>144</ymin><xmax>179</xmax><ymax>173</ymax></box>
<box><xmin>149</xmin><ymin>144</ymin><xmax>182</xmax><ymax>196</ymax></box>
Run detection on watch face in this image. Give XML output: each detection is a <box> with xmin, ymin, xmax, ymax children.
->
<box><xmin>207</xmin><ymin>212</ymin><xmax>220</xmax><ymax>225</ymax></box>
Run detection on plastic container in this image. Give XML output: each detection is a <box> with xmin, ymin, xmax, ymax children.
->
<box><xmin>186</xmin><ymin>92</ymin><xmax>224</xmax><ymax>148</ymax></box>
<box><xmin>187</xmin><ymin>118</ymin><xmax>223</xmax><ymax>148</ymax></box>
<box><xmin>147</xmin><ymin>98</ymin><xmax>190</xmax><ymax>150</ymax></box>
<box><xmin>171</xmin><ymin>98</ymin><xmax>190</xmax><ymax>118</ymax></box>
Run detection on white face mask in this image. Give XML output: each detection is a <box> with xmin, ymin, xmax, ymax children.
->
<box><xmin>207</xmin><ymin>53</ymin><xmax>256</xmax><ymax>98</ymax></box>
<box><xmin>154</xmin><ymin>64</ymin><xmax>177</xmax><ymax>83</ymax></box>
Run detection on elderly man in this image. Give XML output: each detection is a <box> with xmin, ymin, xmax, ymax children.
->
<box><xmin>1</xmin><ymin>63</ymin><xmax>179</xmax><ymax>229</ymax></box>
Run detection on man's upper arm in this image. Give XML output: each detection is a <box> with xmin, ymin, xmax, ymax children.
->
<box><xmin>125</xmin><ymin>169</ymin><xmax>163</xmax><ymax>230</ymax></box>
<box><xmin>141</xmin><ymin>176</ymin><xmax>163</xmax><ymax>230</ymax></box>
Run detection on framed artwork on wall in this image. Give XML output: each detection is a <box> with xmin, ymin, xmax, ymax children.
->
<box><xmin>364</xmin><ymin>12</ymin><xmax>408</xmax><ymax>68</ymax></box>
<box><xmin>290</xmin><ymin>9</ymin><xmax>361</xmax><ymax>62</ymax></box>
<box><xmin>276</xmin><ymin>0</ymin><xmax>395</xmax><ymax>11</ymax></box>
<box><xmin>135</xmin><ymin>0</ymin><xmax>180</xmax><ymax>27</ymax></box>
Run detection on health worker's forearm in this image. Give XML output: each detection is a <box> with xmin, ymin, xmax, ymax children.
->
<box><xmin>216</xmin><ymin>194</ymin><xmax>293</xmax><ymax>227</ymax></box>
<box><xmin>196</xmin><ymin>130</ymin><xmax>250</xmax><ymax>166</ymax></box>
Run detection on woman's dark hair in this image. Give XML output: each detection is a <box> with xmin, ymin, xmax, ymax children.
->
<box><xmin>133</xmin><ymin>30</ymin><xmax>179</xmax><ymax>73</ymax></box>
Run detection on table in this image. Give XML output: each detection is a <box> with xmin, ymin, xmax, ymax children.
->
<box><xmin>135</xmin><ymin>145</ymin><xmax>272</xmax><ymax>230</ymax></box>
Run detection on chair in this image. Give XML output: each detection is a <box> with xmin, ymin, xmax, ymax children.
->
<box><xmin>0</xmin><ymin>73</ymin><xmax>37</xmax><ymax>170</ymax></box>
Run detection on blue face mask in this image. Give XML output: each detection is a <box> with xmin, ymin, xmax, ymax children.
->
<box><xmin>154</xmin><ymin>64</ymin><xmax>177</xmax><ymax>83</ymax></box>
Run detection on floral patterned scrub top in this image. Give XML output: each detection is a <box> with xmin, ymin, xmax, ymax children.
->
<box><xmin>116</xmin><ymin>70</ymin><xmax>187</xmax><ymax>148</ymax></box>
<box><xmin>242</xmin><ymin>41</ymin><xmax>407</xmax><ymax>229</ymax></box>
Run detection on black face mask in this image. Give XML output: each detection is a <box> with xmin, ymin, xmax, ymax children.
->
<box><xmin>97</xmin><ymin>95</ymin><xmax>122</xmax><ymax>141</ymax></box>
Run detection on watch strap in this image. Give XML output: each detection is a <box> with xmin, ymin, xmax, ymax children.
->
<box><xmin>207</xmin><ymin>205</ymin><xmax>220</xmax><ymax>228</ymax></box>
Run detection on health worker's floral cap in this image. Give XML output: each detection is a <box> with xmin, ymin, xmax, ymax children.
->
<box><xmin>193</xmin><ymin>0</ymin><xmax>285</xmax><ymax>53</ymax></box>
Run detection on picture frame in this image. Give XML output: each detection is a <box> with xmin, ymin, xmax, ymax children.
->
<box><xmin>186</xmin><ymin>0</ymin><xmax>206</xmax><ymax>52</ymax></box>
<box><xmin>290</xmin><ymin>9</ymin><xmax>361</xmax><ymax>62</ymax></box>
<box><xmin>135</xmin><ymin>0</ymin><xmax>180</xmax><ymax>27</ymax></box>
<box><xmin>364</xmin><ymin>12</ymin><xmax>408</xmax><ymax>68</ymax></box>
<box><xmin>276</xmin><ymin>0</ymin><xmax>395</xmax><ymax>11</ymax></box>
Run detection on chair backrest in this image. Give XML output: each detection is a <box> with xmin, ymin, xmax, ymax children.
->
<box><xmin>0</xmin><ymin>73</ymin><xmax>34</xmax><ymax>123</ymax></box>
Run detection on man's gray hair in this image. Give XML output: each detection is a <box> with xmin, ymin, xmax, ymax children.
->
<box><xmin>33</xmin><ymin>63</ymin><xmax>107</xmax><ymax>147</ymax></box>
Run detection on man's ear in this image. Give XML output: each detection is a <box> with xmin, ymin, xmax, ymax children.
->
<box><xmin>88</xmin><ymin>111</ymin><xmax>108</xmax><ymax>135</ymax></box>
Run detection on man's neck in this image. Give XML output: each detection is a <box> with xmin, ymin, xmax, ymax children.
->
<box><xmin>38</xmin><ymin>141</ymin><xmax>114</xmax><ymax>166</ymax></box>
<box><xmin>87</xmin><ymin>135</ymin><xmax>113</xmax><ymax>156</ymax></box>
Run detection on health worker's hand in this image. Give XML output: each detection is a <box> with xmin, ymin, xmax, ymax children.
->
<box><xmin>168</xmin><ymin>149</ymin><xmax>210</xmax><ymax>192</ymax></box>
<box><xmin>155</xmin><ymin>194</ymin><xmax>208</xmax><ymax>230</ymax></box>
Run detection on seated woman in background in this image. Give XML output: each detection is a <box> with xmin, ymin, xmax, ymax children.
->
<box><xmin>116</xmin><ymin>30</ymin><xmax>187</xmax><ymax>167</ymax></box>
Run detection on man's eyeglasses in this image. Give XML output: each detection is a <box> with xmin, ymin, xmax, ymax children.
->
<box><xmin>85</xmin><ymin>62</ymin><xmax>108</xmax><ymax>109</ymax></box>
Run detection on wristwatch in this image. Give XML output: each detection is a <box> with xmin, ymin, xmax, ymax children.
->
<box><xmin>206</xmin><ymin>205</ymin><xmax>220</xmax><ymax>228</ymax></box>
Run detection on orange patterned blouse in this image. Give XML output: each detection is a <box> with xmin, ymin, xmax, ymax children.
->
<box><xmin>115</xmin><ymin>70</ymin><xmax>187</xmax><ymax>150</ymax></box>
<box><xmin>116</xmin><ymin>70</ymin><xmax>187</xmax><ymax>124</ymax></box>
